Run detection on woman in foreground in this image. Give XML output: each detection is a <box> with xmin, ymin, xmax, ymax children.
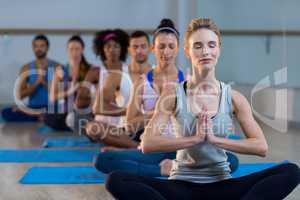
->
<box><xmin>105</xmin><ymin>18</ymin><xmax>300</xmax><ymax>200</ymax></box>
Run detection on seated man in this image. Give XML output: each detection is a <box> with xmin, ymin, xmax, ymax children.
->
<box><xmin>1</xmin><ymin>34</ymin><xmax>59</xmax><ymax>122</ymax></box>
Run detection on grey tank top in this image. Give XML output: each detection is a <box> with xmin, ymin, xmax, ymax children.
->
<box><xmin>169</xmin><ymin>81</ymin><xmax>234</xmax><ymax>183</ymax></box>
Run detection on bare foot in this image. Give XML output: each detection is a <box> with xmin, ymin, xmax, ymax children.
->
<box><xmin>86</xmin><ymin>121</ymin><xmax>105</xmax><ymax>141</ymax></box>
<box><xmin>12</xmin><ymin>106</ymin><xmax>18</xmax><ymax>112</ymax></box>
<box><xmin>160</xmin><ymin>159</ymin><xmax>173</xmax><ymax>176</ymax></box>
<box><xmin>101</xmin><ymin>146</ymin><xmax>128</xmax><ymax>152</ymax></box>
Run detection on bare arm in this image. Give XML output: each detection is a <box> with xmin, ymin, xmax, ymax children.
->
<box><xmin>141</xmin><ymin>82</ymin><xmax>205</xmax><ymax>153</ymax></box>
<box><xmin>18</xmin><ymin>65</ymin><xmax>42</xmax><ymax>99</ymax></box>
<box><xmin>206</xmin><ymin>90</ymin><xmax>268</xmax><ymax>157</ymax></box>
<box><xmin>74</xmin><ymin>67</ymin><xmax>99</xmax><ymax>109</ymax></box>
<box><xmin>125</xmin><ymin>77</ymin><xmax>153</xmax><ymax>133</ymax></box>
<box><xmin>141</xmin><ymin>112</ymin><xmax>202</xmax><ymax>153</ymax></box>
<box><xmin>93</xmin><ymin>72</ymin><xmax>126</xmax><ymax>116</ymax></box>
<box><xmin>49</xmin><ymin>65</ymin><xmax>72</xmax><ymax>102</ymax></box>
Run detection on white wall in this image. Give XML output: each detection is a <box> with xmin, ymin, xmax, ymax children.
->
<box><xmin>198</xmin><ymin>0</ymin><xmax>300</xmax><ymax>30</ymax></box>
<box><xmin>0</xmin><ymin>33</ymin><xmax>160</xmax><ymax>104</ymax></box>
<box><xmin>0</xmin><ymin>34</ymin><xmax>98</xmax><ymax>104</ymax></box>
<box><xmin>0</xmin><ymin>0</ymin><xmax>186</xmax><ymax>104</ymax></box>
<box><xmin>197</xmin><ymin>0</ymin><xmax>300</xmax><ymax>126</ymax></box>
<box><xmin>217</xmin><ymin>35</ymin><xmax>299</xmax><ymax>87</ymax></box>
<box><xmin>0</xmin><ymin>0</ymin><xmax>177</xmax><ymax>29</ymax></box>
<box><xmin>197</xmin><ymin>0</ymin><xmax>299</xmax><ymax>87</ymax></box>
<box><xmin>1</xmin><ymin>0</ymin><xmax>299</xmax><ymax>126</ymax></box>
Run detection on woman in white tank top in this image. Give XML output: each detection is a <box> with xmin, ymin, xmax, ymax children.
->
<box><xmin>85</xmin><ymin>29</ymin><xmax>151</xmax><ymax>149</ymax></box>
<box><xmin>84</xmin><ymin>29</ymin><xmax>138</xmax><ymax>148</ymax></box>
<box><xmin>94</xmin><ymin>63</ymin><xmax>132</xmax><ymax>127</ymax></box>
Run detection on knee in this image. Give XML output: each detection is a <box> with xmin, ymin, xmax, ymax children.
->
<box><xmin>226</xmin><ymin>152</ymin><xmax>239</xmax><ymax>173</ymax></box>
<box><xmin>65</xmin><ymin>112</ymin><xmax>75</xmax><ymax>131</ymax></box>
<box><xmin>86</xmin><ymin>121</ymin><xmax>104</xmax><ymax>138</ymax></box>
<box><xmin>105</xmin><ymin>171</ymin><xmax>126</xmax><ymax>196</ymax></box>
<box><xmin>86</xmin><ymin>121</ymin><xmax>98</xmax><ymax>134</ymax></box>
<box><xmin>94</xmin><ymin>152</ymin><xmax>111</xmax><ymax>173</ymax></box>
<box><xmin>1</xmin><ymin>107</ymin><xmax>10</xmax><ymax>113</ymax></box>
<box><xmin>284</xmin><ymin>163</ymin><xmax>300</xmax><ymax>184</ymax></box>
<box><xmin>1</xmin><ymin>107</ymin><xmax>12</xmax><ymax>117</ymax></box>
<box><xmin>274</xmin><ymin>163</ymin><xmax>300</xmax><ymax>187</ymax></box>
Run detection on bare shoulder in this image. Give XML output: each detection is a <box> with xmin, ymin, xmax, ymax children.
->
<box><xmin>20</xmin><ymin>64</ymin><xmax>30</xmax><ymax>74</ymax></box>
<box><xmin>53</xmin><ymin>64</ymin><xmax>64</xmax><ymax>73</ymax></box>
<box><xmin>85</xmin><ymin>67</ymin><xmax>100</xmax><ymax>83</ymax></box>
<box><xmin>18</xmin><ymin>64</ymin><xmax>31</xmax><ymax>84</ymax></box>
<box><xmin>231</xmin><ymin>89</ymin><xmax>251</xmax><ymax>114</ymax></box>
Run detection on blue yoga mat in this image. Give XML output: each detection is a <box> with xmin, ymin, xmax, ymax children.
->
<box><xmin>37</xmin><ymin>125</ymin><xmax>58</xmax><ymax>134</ymax></box>
<box><xmin>37</xmin><ymin>125</ymin><xmax>72</xmax><ymax>134</ymax></box>
<box><xmin>19</xmin><ymin>162</ymin><xmax>285</xmax><ymax>184</ymax></box>
<box><xmin>231</xmin><ymin>161</ymin><xmax>287</xmax><ymax>178</ymax></box>
<box><xmin>228</xmin><ymin>135</ymin><xmax>243</xmax><ymax>140</ymax></box>
<box><xmin>0</xmin><ymin>149</ymin><xmax>100</xmax><ymax>163</ymax></box>
<box><xmin>0</xmin><ymin>114</ymin><xmax>5</xmax><ymax>123</ymax></box>
<box><xmin>42</xmin><ymin>136</ymin><xmax>101</xmax><ymax>148</ymax></box>
<box><xmin>20</xmin><ymin>166</ymin><xmax>106</xmax><ymax>184</ymax></box>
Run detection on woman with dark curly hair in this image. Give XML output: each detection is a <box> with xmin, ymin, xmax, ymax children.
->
<box><xmin>84</xmin><ymin>29</ymin><xmax>140</xmax><ymax>148</ymax></box>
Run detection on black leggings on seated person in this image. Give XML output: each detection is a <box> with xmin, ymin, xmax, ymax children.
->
<box><xmin>105</xmin><ymin>163</ymin><xmax>300</xmax><ymax>200</ymax></box>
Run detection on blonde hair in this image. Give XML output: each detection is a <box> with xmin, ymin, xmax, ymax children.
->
<box><xmin>184</xmin><ymin>18</ymin><xmax>221</xmax><ymax>51</ymax></box>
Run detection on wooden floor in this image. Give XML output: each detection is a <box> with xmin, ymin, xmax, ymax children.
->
<box><xmin>0</xmin><ymin>122</ymin><xmax>299</xmax><ymax>200</ymax></box>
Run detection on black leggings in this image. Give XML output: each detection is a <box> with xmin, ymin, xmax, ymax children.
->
<box><xmin>105</xmin><ymin>163</ymin><xmax>300</xmax><ymax>200</ymax></box>
<box><xmin>43</xmin><ymin>113</ymin><xmax>70</xmax><ymax>131</ymax></box>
